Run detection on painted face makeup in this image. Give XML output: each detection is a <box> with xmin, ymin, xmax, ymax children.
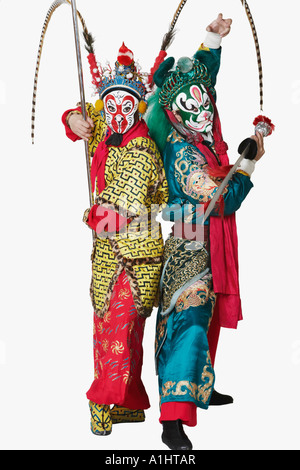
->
<box><xmin>172</xmin><ymin>84</ymin><xmax>214</xmax><ymax>135</ymax></box>
<box><xmin>104</xmin><ymin>90</ymin><xmax>139</xmax><ymax>134</ymax></box>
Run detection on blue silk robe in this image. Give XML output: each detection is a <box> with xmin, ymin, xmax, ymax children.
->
<box><xmin>155</xmin><ymin>129</ymin><xmax>253</xmax><ymax>410</ymax></box>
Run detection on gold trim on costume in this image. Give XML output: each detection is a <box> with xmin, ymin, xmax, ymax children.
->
<box><xmin>161</xmin><ymin>352</ymin><xmax>214</xmax><ymax>405</ymax></box>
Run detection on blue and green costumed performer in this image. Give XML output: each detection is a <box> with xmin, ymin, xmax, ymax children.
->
<box><xmin>145</xmin><ymin>13</ymin><xmax>266</xmax><ymax>450</ymax></box>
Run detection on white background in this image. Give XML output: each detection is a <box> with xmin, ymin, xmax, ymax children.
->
<box><xmin>0</xmin><ymin>0</ymin><xmax>299</xmax><ymax>450</ymax></box>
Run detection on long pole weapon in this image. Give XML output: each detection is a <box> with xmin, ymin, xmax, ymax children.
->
<box><xmin>203</xmin><ymin>144</ymin><xmax>251</xmax><ymax>222</ymax></box>
<box><xmin>69</xmin><ymin>0</ymin><xmax>93</xmax><ymax>209</ymax></box>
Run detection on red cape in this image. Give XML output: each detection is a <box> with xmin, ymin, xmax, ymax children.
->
<box><xmin>196</xmin><ymin>100</ymin><xmax>242</xmax><ymax>329</ymax></box>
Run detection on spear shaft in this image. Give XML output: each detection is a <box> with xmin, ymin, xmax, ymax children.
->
<box><xmin>70</xmin><ymin>0</ymin><xmax>93</xmax><ymax>209</ymax></box>
<box><xmin>203</xmin><ymin>144</ymin><xmax>250</xmax><ymax>222</ymax></box>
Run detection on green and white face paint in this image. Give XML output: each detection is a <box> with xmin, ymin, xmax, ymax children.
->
<box><xmin>172</xmin><ymin>83</ymin><xmax>214</xmax><ymax>135</ymax></box>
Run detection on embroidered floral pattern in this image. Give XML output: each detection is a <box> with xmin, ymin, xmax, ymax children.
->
<box><xmin>161</xmin><ymin>238</ymin><xmax>209</xmax><ymax>315</ymax></box>
<box><xmin>175</xmin><ymin>274</ymin><xmax>216</xmax><ymax>313</ymax></box>
<box><xmin>91</xmin><ymin>271</ymin><xmax>149</xmax><ymax>408</ymax></box>
<box><xmin>111</xmin><ymin>341</ymin><xmax>125</xmax><ymax>355</ymax></box>
<box><xmin>161</xmin><ymin>352</ymin><xmax>214</xmax><ymax>406</ymax></box>
<box><xmin>174</xmin><ymin>146</ymin><xmax>219</xmax><ymax>203</ymax></box>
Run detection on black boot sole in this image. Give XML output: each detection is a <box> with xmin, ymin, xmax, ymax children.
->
<box><xmin>162</xmin><ymin>434</ymin><xmax>193</xmax><ymax>450</ymax></box>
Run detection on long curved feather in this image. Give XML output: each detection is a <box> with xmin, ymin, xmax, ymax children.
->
<box><xmin>149</xmin><ymin>0</ymin><xmax>189</xmax><ymax>87</ymax></box>
<box><xmin>31</xmin><ymin>1</ymin><xmax>69</xmax><ymax>144</ymax></box>
<box><xmin>240</xmin><ymin>0</ymin><xmax>264</xmax><ymax>111</ymax></box>
<box><xmin>161</xmin><ymin>0</ymin><xmax>188</xmax><ymax>51</ymax></box>
<box><xmin>31</xmin><ymin>0</ymin><xmax>91</xmax><ymax>144</ymax></box>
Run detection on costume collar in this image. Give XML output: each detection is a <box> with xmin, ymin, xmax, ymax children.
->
<box><xmin>105</xmin><ymin>118</ymin><xmax>150</xmax><ymax>148</ymax></box>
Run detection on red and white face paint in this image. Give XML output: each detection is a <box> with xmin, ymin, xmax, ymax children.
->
<box><xmin>103</xmin><ymin>90</ymin><xmax>139</xmax><ymax>134</ymax></box>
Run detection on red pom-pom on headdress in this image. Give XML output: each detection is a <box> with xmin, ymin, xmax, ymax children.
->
<box><xmin>117</xmin><ymin>42</ymin><xmax>134</xmax><ymax>66</ymax></box>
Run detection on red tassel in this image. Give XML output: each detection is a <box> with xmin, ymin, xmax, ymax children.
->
<box><xmin>87</xmin><ymin>53</ymin><xmax>102</xmax><ymax>87</ymax></box>
<box><xmin>253</xmin><ymin>115</ymin><xmax>275</xmax><ymax>134</ymax></box>
<box><xmin>148</xmin><ymin>50</ymin><xmax>168</xmax><ymax>85</ymax></box>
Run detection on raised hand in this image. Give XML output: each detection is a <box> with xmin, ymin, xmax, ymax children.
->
<box><xmin>207</xmin><ymin>13</ymin><xmax>232</xmax><ymax>38</ymax></box>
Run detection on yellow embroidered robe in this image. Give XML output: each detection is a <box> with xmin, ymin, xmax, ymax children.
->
<box><xmin>84</xmin><ymin>104</ymin><xmax>169</xmax><ymax>318</ymax></box>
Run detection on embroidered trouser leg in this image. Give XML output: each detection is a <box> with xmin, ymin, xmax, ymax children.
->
<box><xmin>86</xmin><ymin>270</ymin><xmax>150</xmax><ymax>410</ymax></box>
<box><xmin>158</xmin><ymin>276</ymin><xmax>216</xmax><ymax>426</ymax></box>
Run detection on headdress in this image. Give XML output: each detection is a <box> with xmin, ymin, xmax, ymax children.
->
<box><xmin>84</xmin><ymin>39</ymin><xmax>149</xmax><ymax>113</ymax></box>
<box><xmin>154</xmin><ymin>56</ymin><xmax>216</xmax><ymax>110</ymax></box>
<box><xmin>31</xmin><ymin>0</ymin><xmax>189</xmax><ymax>142</ymax></box>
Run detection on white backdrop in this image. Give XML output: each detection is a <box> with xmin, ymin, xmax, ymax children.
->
<box><xmin>0</xmin><ymin>0</ymin><xmax>299</xmax><ymax>450</ymax></box>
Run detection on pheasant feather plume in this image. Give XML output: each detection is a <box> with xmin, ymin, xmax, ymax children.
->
<box><xmin>31</xmin><ymin>0</ymin><xmax>92</xmax><ymax>144</ymax></box>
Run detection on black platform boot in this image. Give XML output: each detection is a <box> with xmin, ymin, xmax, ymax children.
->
<box><xmin>209</xmin><ymin>389</ymin><xmax>233</xmax><ymax>406</ymax></box>
<box><xmin>161</xmin><ymin>420</ymin><xmax>193</xmax><ymax>450</ymax></box>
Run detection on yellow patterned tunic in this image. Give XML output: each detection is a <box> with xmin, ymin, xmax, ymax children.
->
<box><xmin>83</xmin><ymin>104</ymin><xmax>168</xmax><ymax>318</ymax></box>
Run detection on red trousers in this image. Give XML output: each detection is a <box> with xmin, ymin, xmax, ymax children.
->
<box><xmin>86</xmin><ymin>270</ymin><xmax>150</xmax><ymax>410</ymax></box>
